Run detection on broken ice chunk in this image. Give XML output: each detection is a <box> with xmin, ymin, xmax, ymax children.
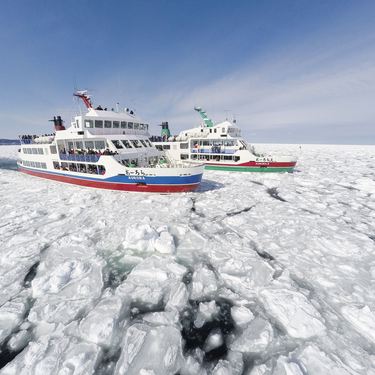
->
<box><xmin>341</xmin><ymin>305</ymin><xmax>375</xmax><ymax>344</ymax></box>
<box><xmin>203</xmin><ymin>328</ymin><xmax>223</xmax><ymax>352</ymax></box>
<box><xmin>190</xmin><ymin>265</ymin><xmax>218</xmax><ymax>300</ymax></box>
<box><xmin>0</xmin><ymin>298</ymin><xmax>28</xmax><ymax>345</ymax></box>
<box><xmin>116</xmin><ymin>256</ymin><xmax>187</xmax><ymax>312</ymax></box>
<box><xmin>165</xmin><ymin>282</ymin><xmax>189</xmax><ymax>312</ymax></box>
<box><xmin>194</xmin><ymin>301</ymin><xmax>219</xmax><ymax>328</ymax></box>
<box><xmin>122</xmin><ymin>222</ymin><xmax>175</xmax><ymax>254</ymax></box>
<box><xmin>115</xmin><ymin>323</ymin><xmax>183</xmax><ymax>375</ymax></box>
<box><xmin>78</xmin><ymin>295</ymin><xmax>123</xmax><ymax>347</ymax></box>
<box><xmin>298</xmin><ymin>345</ymin><xmax>351</xmax><ymax>375</ymax></box>
<box><xmin>273</xmin><ymin>356</ymin><xmax>304</xmax><ymax>375</ymax></box>
<box><xmin>259</xmin><ymin>288</ymin><xmax>326</xmax><ymax>339</ymax></box>
<box><xmin>230</xmin><ymin>306</ymin><xmax>254</xmax><ymax>329</ymax></box>
<box><xmin>154</xmin><ymin>230</ymin><xmax>175</xmax><ymax>254</ymax></box>
<box><xmin>229</xmin><ymin>317</ymin><xmax>273</xmax><ymax>355</ymax></box>
<box><xmin>1</xmin><ymin>336</ymin><xmax>101</xmax><ymax>375</ymax></box>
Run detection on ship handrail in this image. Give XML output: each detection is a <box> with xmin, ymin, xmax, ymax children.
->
<box><xmin>59</xmin><ymin>153</ymin><xmax>100</xmax><ymax>163</ymax></box>
<box><xmin>191</xmin><ymin>148</ymin><xmax>236</xmax><ymax>154</ymax></box>
<box><xmin>19</xmin><ymin>135</ymin><xmax>55</xmax><ymax>145</ymax></box>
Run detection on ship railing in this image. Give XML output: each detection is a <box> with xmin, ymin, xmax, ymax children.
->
<box><xmin>152</xmin><ymin>161</ymin><xmax>200</xmax><ymax>169</ymax></box>
<box><xmin>59</xmin><ymin>153</ymin><xmax>100</xmax><ymax>163</ymax></box>
<box><xmin>19</xmin><ymin>136</ymin><xmax>55</xmax><ymax>145</ymax></box>
<box><xmin>191</xmin><ymin>148</ymin><xmax>236</xmax><ymax>154</ymax></box>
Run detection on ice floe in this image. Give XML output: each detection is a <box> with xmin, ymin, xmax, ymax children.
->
<box><xmin>1</xmin><ymin>144</ymin><xmax>375</xmax><ymax>374</ymax></box>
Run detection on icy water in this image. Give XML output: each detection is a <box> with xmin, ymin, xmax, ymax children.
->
<box><xmin>0</xmin><ymin>144</ymin><xmax>374</xmax><ymax>375</ymax></box>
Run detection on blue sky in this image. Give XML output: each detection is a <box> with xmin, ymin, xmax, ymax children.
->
<box><xmin>0</xmin><ymin>0</ymin><xmax>374</xmax><ymax>143</ymax></box>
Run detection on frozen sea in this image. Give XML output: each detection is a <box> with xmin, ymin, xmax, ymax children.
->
<box><xmin>0</xmin><ymin>144</ymin><xmax>374</xmax><ymax>375</ymax></box>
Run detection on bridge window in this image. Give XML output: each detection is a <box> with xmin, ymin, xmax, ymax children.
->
<box><xmin>85</xmin><ymin>120</ymin><xmax>93</xmax><ymax>128</ymax></box>
<box><xmin>112</xmin><ymin>140</ymin><xmax>123</xmax><ymax>149</ymax></box>
<box><xmin>121</xmin><ymin>121</ymin><xmax>127</xmax><ymax>128</ymax></box>
<box><xmin>95</xmin><ymin>120</ymin><xmax>103</xmax><ymax>128</ymax></box>
<box><xmin>140</xmin><ymin>140</ymin><xmax>147</xmax><ymax>147</ymax></box>
<box><xmin>131</xmin><ymin>140</ymin><xmax>141</xmax><ymax>148</ymax></box>
<box><xmin>50</xmin><ymin>146</ymin><xmax>57</xmax><ymax>154</ymax></box>
<box><xmin>234</xmin><ymin>156</ymin><xmax>240</xmax><ymax>162</ymax></box>
<box><xmin>139</xmin><ymin>124</ymin><xmax>144</xmax><ymax>130</ymax></box>
<box><xmin>146</xmin><ymin>140</ymin><xmax>152</xmax><ymax>147</ymax></box>
<box><xmin>128</xmin><ymin>122</ymin><xmax>133</xmax><ymax>129</ymax></box>
<box><xmin>104</xmin><ymin>121</ymin><xmax>111</xmax><ymax>128</ymax></box>
<box><xmin>113</xmin><ymin>121</ymin><xmax>120</xmax><ymax>128</ymax></box>
<box><xmin>180</xmin><ymin>143</ymin><xmax>188</xmax><ymax>149</ymax></box>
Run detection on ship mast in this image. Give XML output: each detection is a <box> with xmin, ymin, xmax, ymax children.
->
<box><xmin>194</xmin><ymin>106</ymin><xmax>214</xmax><ymax>128</ymax></box>
<box><xmin>73</xmin><ymin>90</ymin><xmax>93</xmax><ymax>109</ymax></box>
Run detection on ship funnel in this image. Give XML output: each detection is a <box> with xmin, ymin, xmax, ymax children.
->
<box><xmin>159</xmin><ymin>121</ymin><xmax>171</xmax><ymax>139</ymax></box>
<box><xmin>50</xmin><ymin>116</ymin><xmax>66</xmax><ymax>131</ymax></box>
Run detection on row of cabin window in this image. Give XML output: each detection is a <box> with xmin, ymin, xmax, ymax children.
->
<box><xmin>84</xmin><ymin>120</ymin><xmax>149</xmax><ymax>131</ymax></box>
<box><xmin>64</xmin><ymin>140</ymin><xmax>106</xmax><ymax>151</ymax></box>
<box><xmin>112</xmin><ymin>139</ymin><xmax>152</xmax><ymax>149</ymax></box>
<box><xmin>53</xmin><ymin>161</ymin><xmax>106</xmax><ymax>175</ymax></box>
<box><xmin>22</xmin><ymin>160</ymin><xmax>47</xmax><ymax>169</ymax></box>
<box><xmin>23</xmin><ymin>147</ymin><xmax>44</xmax><ymax>155</ymax></box>
<box><xmin>191</xmin><ymin>140</ymin><xmax>237</xmax><ymax>147</ymax></box>
<box><xmin>190</xmin><ymin>154</ymin><xmax>240</xmax><ymax>161</ymax></box>
<box><xmin>156</xmin><ymin>140</ymin><xmax>236</xmax><ymax>151</ymax></box>
<box><xmin>119</xmin><ymin>156</ymin><xmax>160</xmax><ymax>167</ymax></box>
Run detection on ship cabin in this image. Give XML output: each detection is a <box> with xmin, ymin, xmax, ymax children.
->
<box><xmin>53</xmin><ymin>108</ymin><xmax>163</xmax><ymax>170</ymax></box>
<box><xmin>155</xmin><ymin>120</ymin><xmax>253</xmax><ymax>164</ymax></box>
<box><xmin>18</xmin><ymin>106</ymin><xmax>165</xmax><ymax>176</ymax></box>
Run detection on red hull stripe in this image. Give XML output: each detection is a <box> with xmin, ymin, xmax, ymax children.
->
<box><xmin>18</xmin><ymin>167</ymin><xmax>199</xmax><ymax>193</ymax></box>
<box><xmin>207</xmin><ymin>161</ymin><xmax>297</xmax><ymax>168</ymax></box>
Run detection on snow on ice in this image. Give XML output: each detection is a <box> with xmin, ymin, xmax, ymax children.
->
<box><xmin>0</xmin><ymin>144</ymin><xmax>375</xmax><ymax>374</ymax></box>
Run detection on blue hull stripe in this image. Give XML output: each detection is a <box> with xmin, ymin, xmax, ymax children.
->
<box><xmin>19</xmin><ymin>166</ymin><xmax>203</xmax><ymax>185</ymax></box>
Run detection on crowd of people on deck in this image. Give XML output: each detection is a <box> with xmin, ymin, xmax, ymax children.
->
<box><xmin>19</xmin><ymin>134</ymin><xmax>55</xmax><ymax>143</ymax></box>
<box><xmin>149</xmin><ymin>135</ymin><xmax>170</xmax><ymax>142</ymax></box>
<box><xmin>54</xmin><ymin>162</ymin><xmax>106</xmax><ymax>175</ymax></box>
<box><xmin>60</xmin><ymin>148</ymin><xmax>118</xmax><ymax>156</ymax></box>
